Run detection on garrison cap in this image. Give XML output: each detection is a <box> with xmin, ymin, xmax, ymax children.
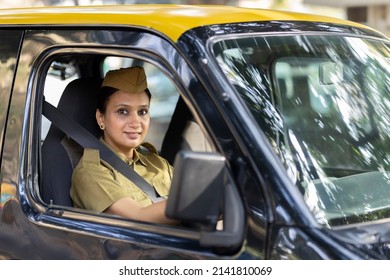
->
<box><xmin>101</xmin><ymin>66</ymin><xmax>147</xmax><ymax>93</ymax></box>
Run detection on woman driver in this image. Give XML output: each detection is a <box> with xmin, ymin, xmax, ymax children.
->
<box><xmin>70</xmin><ymin>66</ymin><xmax>176</xmax><ymax>225</ymax></box>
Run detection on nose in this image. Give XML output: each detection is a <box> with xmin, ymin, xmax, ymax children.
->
<box><xmin>127</xmin><ymin>112</ymin><xmax>141</xmax><ymax>127</ymax></box>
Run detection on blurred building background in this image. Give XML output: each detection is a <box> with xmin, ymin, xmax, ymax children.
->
<box><xmin>304</xmin><ymin>0</ymin><xmax>390</xmax><ymax>36</ymax></box>
<box><xmin>1</xmin><ymin>0</ymin><xmax>389</xmax><ymax>35</ymax></box>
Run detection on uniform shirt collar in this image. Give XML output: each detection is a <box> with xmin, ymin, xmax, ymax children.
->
<box><xmin>100</xmin><ymin>138</ymin><xmax>147</xmax><ymax>166</ymax></box>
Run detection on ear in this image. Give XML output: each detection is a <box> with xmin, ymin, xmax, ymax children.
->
<box><xmin>96</xmin><ymin>109</ymin><xmax>104</xmax><ymax>128</ymax></box>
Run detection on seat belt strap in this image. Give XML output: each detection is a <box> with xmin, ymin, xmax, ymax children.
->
<box><xmin>43</xmin><ymin>101</ymin><xmax>164</xmax><ymax>203</ymax></box>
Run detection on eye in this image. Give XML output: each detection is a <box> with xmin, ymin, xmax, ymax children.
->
<box><xmin>138</xmin><ymin>108</ymin><xmax>149</xmax><ymax>116</ymax></box>
<box><xmin>117</xmin><ymin>108</ymin><xmax>129</xmax><ymax>115</ymax></box>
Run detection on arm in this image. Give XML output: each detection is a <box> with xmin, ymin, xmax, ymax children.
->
<box><xmin>104</xmin><ymin>197</ymin><xmax>177</xmax><ymax>225</ymax></box>
<box><xmin>73</xmin><ymin>149</ymin><xmax>177</xmax><ymax>225</ymax></box>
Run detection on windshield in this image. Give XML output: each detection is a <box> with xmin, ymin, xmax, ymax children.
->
<box><xmin>212</xmin><ymin>33</ymin><xmax>390</xmax><ymax>227</ymax></box>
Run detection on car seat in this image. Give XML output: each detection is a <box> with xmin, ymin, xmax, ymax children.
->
<box><xmin>41</xmin><ymin>77</ymin><xmax>102</xmax><ymax>206</ymax></box>
<box><xmin>160</xmin><ymin>96</ymin><xmax>213</xmax><ymax>165</ymax></box>
<box><xmin>160</xmin><ymin>97</ymin><xmax>193</xmax><ymax>165</ymax></box>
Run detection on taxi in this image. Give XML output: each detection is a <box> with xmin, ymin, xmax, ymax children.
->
<box><xmin>0</xmin><ymin>4</ymin><xmax>389</xmax><ymax>259</ymax></box>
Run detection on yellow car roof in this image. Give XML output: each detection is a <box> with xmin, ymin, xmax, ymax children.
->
<box><xmin>0</xmin><ymin>4</ymin><xmax>372</xmax><ymax>42</ymax></box>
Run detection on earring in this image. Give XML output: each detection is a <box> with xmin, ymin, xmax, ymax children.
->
<box><xmin>99</xmin><ymin>124</ymin><xmax>104</xmax><ymax>130</ymax></box>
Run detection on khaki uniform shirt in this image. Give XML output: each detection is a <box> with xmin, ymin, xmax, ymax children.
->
<box><xmin>70</xmin><ymin>140</ymin><xmax>173</xmax><ymax>212</ymax></box>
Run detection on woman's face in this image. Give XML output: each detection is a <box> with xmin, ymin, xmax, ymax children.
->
<box><xmin>96</xmin><ymin>90</ymin><xmax>150</xmax><ymax>158</ymax></box>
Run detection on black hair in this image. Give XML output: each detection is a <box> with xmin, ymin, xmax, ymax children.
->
<box><xmin>97</xmin><ymin>86</ymin><xmax>152</xmax><ymax>113</ymax></box>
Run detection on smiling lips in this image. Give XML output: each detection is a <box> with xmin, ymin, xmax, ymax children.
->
<box><xmin>124</xmin><ymin>131</ymin><xmax>141</xmax><ymax>139</ymax></box>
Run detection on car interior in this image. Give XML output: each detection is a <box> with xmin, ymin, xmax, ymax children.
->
<box><xmin>39</xmin><ymin>53</ymin><xmax>214</xmax><ymax>209</ymax></box>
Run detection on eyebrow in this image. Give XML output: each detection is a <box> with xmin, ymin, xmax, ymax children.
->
<box><xmin>114</xmin><ymin>103</ymin><xmax>149</xmax><ymax>108</ymax></box>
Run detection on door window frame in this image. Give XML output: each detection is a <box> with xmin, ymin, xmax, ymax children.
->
<box><xmin>20</xmin><ymin>28</ymin><xmax>224</xmax><ymax>255</ymax></box>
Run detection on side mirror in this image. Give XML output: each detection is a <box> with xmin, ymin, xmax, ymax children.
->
<box><xmin>166</xmin><ymin>151</ymin><xmax>245</xmax><ymax>251</ymax></box>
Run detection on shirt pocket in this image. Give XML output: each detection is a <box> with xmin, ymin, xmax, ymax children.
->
<box><xmin>150</xmin><ymin>175</ymin><xmax>171</xmax><ymax>197</ymax></box>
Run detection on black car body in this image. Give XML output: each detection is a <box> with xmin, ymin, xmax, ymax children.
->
<box><xmin>0</xmin><ymin>5</ymin><xmax>389</xmax><ymax>259</ymax></box>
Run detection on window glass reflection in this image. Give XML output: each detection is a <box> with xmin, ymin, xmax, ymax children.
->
<box><xmin>213</xmin><ymin>35</ymin><xmax>390</xmax><ymax>226</ymax></box>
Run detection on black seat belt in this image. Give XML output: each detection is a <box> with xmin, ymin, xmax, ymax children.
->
<box><xmin>43</xmin><ymin>100</ymin><xmax>164</xmax><ymax>203</ymax></box>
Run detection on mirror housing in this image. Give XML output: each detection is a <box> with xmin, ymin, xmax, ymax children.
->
<box><xmin>166</xmin><ymin>151</ymin><xmax>245</xmax><ymax>250</ymax></box>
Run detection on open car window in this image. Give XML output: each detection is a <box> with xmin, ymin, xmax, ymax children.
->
<box><xmin>40</xmin><ymin>54</ymin><xmax>181</xmax><ymax>206</ymax></box>
<box><xmin>39</xmin><ymin>52</ymin><xmax>218</xmax><ymax>225</ymax></box>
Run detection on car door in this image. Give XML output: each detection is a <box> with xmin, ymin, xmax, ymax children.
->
<box><xmin>0</xmin><ymin>27</ymin><xmax>265</xmax><ymax>259</ymax></box>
